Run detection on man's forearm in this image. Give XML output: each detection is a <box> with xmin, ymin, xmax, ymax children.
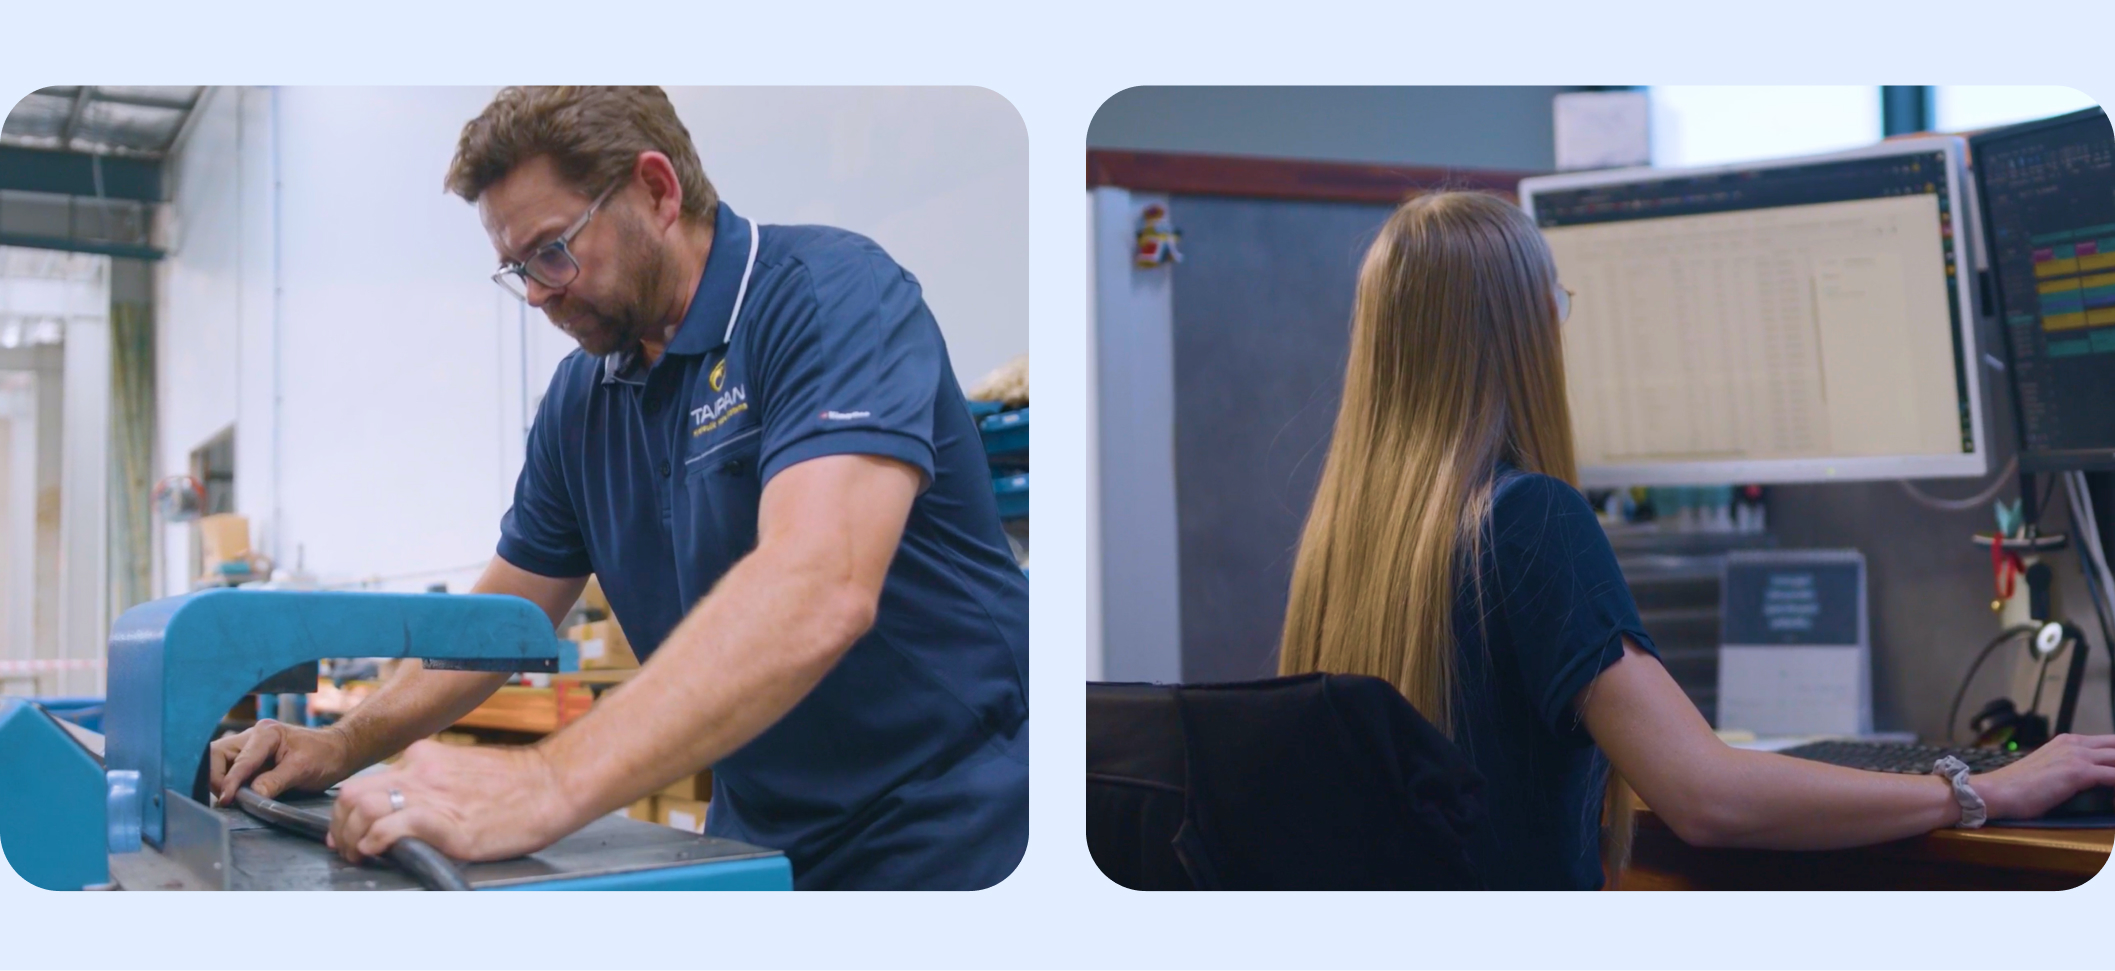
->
<box><xmin>327</xmin><ymin>665</ymin><xmax>510</xmax><ymax>768</ymax></box>
<box><xmin>533</xmin><ymin>545</ymin><xmax>872</xmax><ymax>829</ymax></box>
<box><xmin>325</xmin><ymin>557</ymin><xmax>584</xmax><ymax>770</ymax></box>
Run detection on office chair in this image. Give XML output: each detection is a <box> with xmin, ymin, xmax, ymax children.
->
<box><xmin>1086</xmin><ymin>673</ymin><xmax>1486</xmax><ymax>890</ymax></box>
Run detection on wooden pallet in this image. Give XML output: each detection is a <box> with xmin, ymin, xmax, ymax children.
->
<box><xmin>309</xmin><ymin>678</ymin><xmax>603</xmax><ymax>736</ymax></box>
<box><xmin>453</xmin><ymin>684</ymin><xmax>596</xmax><ymax>734</ymax></box>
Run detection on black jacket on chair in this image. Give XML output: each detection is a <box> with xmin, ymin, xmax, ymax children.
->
<box><xmin>1086</xmin><ymin>673</ymin><xmax>1485</xmax><ymax>890</ymax></box>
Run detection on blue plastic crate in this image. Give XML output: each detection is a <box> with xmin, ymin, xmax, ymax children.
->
<box><xmin>980</xmin><ymin>407</ymin><xmax>1028</xmax><ymax>462</ymax></box>
<box><xmin>993</xmin><ymin>472</ymin><xmax>1028</xmax><ymax>521</ymax></box>
<box><xmin>967</xmin><ymin>399</ymin><xmax>1006</xmax><ymax>420</ymax></box>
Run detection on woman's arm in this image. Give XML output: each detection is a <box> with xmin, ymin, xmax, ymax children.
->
<box><xmin>1581</xmin><ymin>638</ymin><xmax>2115</xmax><ymax>850</ymax></box>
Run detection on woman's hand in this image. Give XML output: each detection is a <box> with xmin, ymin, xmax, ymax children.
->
<box><xmin>1970</xmin><ymin>734</ymin><xmax>2115</xmax><ymax>821</ymax></box>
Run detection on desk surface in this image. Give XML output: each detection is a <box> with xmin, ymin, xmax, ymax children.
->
<box><xmin>1617</xmin><ymin>806</ymin><xmax>2113</xmax><ymax>890</ymax></box>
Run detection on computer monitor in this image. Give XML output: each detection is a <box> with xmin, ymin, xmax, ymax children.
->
<box><xmin>1970</xmin><ymin>107</ymin><xmax>2115</xmax><ymax>472</ymax></box>
<box><xmin>1520</xmin><ymin>139</ymin><xmax>1989</xmax><ymax>488</ymax></box>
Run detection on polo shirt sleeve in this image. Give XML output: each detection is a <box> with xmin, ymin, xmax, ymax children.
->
<box><xmin>748</xmin><ymin>242</ymin><xmax>943</xmax><ymax>488</ymax></box>
<box><xmin>496</xmin><ymin>371</ymin><xmax>593</xmax><ymax>579</ymax></box>
<box><xmin>1486</xmin><ymin>473</ymin><xmax>1660</xmax><ymax>743</ymax></box>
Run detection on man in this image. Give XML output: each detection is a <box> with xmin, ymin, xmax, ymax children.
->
<box><xmin>208</xmin><ymin>86</ymin><xmax>1029</xmax><ymax>891</ymax></box>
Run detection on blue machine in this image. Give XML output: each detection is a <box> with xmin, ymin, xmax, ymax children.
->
<box><xmin>0</xmin><ymin>699</ymin><xmax>109</xmax><ymax>890</ymax></box>
<box><xmin>2</xmin><ymin>588</ymin><xmax>792</xmax><ymax>891</ymax></box>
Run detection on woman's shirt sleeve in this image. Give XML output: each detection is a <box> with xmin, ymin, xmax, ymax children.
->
<box><xmin>1486</xmin><ymin>473</ymin><xmax>1661</xmax><ymax>742</ymax></box>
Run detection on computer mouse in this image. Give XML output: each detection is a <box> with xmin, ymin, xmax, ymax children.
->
<box><xmin>2045</xmin><ymin>785</ymin><xmax>2115</xmax><ymax>818</ymax></box>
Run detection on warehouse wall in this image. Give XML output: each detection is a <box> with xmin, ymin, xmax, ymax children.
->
<box><xmin>0</xmin><ymin>372</ymin><xmax>32</xmax><ymax>687</ymax></box>
<box><xmin>158</xmin><ymin>86</ymin><xmax>1027</xmax><ymax>598</ymax></box>
<box><xmin>0</xmin><ymin>250</ymin><xmax>106</xmax><ymax>694</ymax></box>
<box><xmin>158</xmin><ymin>86</ymin><xmax>274</xmax><ymax>596</ymax></box>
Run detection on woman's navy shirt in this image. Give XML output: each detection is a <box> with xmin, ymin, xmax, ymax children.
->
<box><xmin>1449</xmin><ymin>469</ymin><xmax>1659</xmax><ymax>890</ymax></box>
<box><xmin>496</xmin><ymin>203</ymin><xmax>1029</xmax><ymax>890</ymax></box>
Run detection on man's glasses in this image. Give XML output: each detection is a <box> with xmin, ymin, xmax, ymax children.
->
<box><xmin>492</xmin><ymin>181</ymin><xmax>621</xmax><ymax>301</ymax></box>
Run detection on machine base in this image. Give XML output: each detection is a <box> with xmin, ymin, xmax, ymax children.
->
<box><xmin>108</xmin><ymin>792</ymin><xmax>792</xmax><ymax>891</ymax></box>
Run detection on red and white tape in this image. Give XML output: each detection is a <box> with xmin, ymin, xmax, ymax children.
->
<box><xmin>0</xmin><ymin>658</ymin><xmax>106</xmax><ymax>675</ymax></box>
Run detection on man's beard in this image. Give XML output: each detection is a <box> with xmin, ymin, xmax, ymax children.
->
<box><xmin>546</xmin><ymin>222</ymin><xmax>672</xmax><ymax>358</ymax></box>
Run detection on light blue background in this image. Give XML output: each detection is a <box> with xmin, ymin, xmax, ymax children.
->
<box><xmin>3</xmin><ymin>0</ymin><xmax>2111</xmax><ymax>967</ymax></box>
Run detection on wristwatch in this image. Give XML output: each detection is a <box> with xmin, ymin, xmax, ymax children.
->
<box><xmin>1932</xmin><ymin>755</ymin><xmax>1988</xmax><ymax>829</ymax></box>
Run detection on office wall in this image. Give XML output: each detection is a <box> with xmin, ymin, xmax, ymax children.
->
<box><xmin>1092</xmin><ymin>188</ymin><xmax>1183</xmax><ymax>684</ymax></box>
<box><xmin>1166</xmin><ymin>196</ymin><xmax>1395</xmax><ymax>682</ymax></box>
<box><xmin>1769</xmin><ymin>381</ymin><xmax>2113</xmax><ymax>741</ymax></box>
<box><xmin>1091</xmin><ymin>87</ymin><xmax>1564</xmax><ymax>682</ymax></box>
<box><xmin>157</xmin><ymin>86</ymin><xmax>1027</xmax><ymax>600</ymax></box>
<box><xmin>1088</xmin><ymin>86</ymin><xmax>1569</xmax><ymax>171</ymax></box>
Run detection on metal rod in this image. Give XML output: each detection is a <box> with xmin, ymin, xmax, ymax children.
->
<box><xmin>58</xmin><ymin>87</ymin><xmax>94</xmax><ymax>152</ymax></box>
<box><xmin>232</xmin><ymin>787</ymin><xmax>472</xmax><ymax>891</ymax></box>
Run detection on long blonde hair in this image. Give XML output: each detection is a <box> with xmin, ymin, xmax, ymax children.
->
<box><xmin>1277</xmin><ymin>191</ymin><xmax>1632</xmax><ymax>876</ymax></box>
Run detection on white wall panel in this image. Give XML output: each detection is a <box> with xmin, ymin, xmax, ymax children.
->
<box><xmin>159</xmin><ymin>86</ymin><xmax>1027</xmax><ymax>596</ymax></box>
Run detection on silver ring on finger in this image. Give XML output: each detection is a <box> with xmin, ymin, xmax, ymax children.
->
<box><xmin>388</xmin><ymin>788</ymin><xmax>406</xmax><ymax>814</ymax></box>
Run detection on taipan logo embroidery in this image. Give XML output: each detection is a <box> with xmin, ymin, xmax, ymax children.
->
<box><xmin>708</xmin><ymin>359</ymin><xmax>727</xmax><ymax>393</ymax></box>
<box><xmin>691</xmin><ymin>381</ymin><xmax>749</xmax><ymax>437</ymax></box>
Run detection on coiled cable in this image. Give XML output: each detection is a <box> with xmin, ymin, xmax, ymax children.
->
<box><xmin>234</xmin><ymin>787</ymin><xmax>471</xmax><ymax>891</ymax></box>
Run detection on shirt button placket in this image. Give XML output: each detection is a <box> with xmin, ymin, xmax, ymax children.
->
<box><xmin>641</xmin><ymin>376</ymin><xmax>678</xmax><ymax>527</ymax></box>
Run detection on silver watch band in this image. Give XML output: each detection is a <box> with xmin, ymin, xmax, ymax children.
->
<box><xmin>1932</xmin><ymin>755</ymin><xmax>1988</xmax><ymax>829</ymax></box>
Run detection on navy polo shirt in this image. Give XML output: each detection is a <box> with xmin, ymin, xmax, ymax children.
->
<box><xmin>497</xmin><ymin>202</ymin><xmax>1029</xmax><ymax>890</ymax></box>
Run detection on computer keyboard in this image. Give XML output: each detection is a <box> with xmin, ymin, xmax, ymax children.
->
<box><xmin>1778</xmin><ymin>740</ymin><xmax>2115</xmax><ymax>819</ymax></box>
<box><xmin>1776</xmin><ymin>740</ymin><xmax>2023</xmax><ymax>775</ymax></box>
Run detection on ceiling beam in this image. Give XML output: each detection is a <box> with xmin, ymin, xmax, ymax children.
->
<box><xmin>0</xmin><ymin>147</ymin><xmax>164</xmax><ymax>202</ymax></box>
<box><xmin>161</xmin><ymin>86</ymin><xmax>219</xmax><ymax>160</ymax></box>
<box><xmin>87</xmin><ymin>90</ymin><xmax>196</xmax><ymax>112</ymax></box>
<box><xmin>157</xmin><ymin>88</ymin><xmax>208</xmax><ymax>154</ymax></box>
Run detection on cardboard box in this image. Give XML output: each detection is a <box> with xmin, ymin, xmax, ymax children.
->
<box><xmin>197</xmin><ymin>513</ymin><xmax>252</xmax><ymax>566</ymax></box>
<box><xmin>568</xmin><ymin>619</ymin><xmax>638</xmax><ymax>670</ymax></box>
<box><xmin>627</xmin><ymin>797</ymin><xmax>657</xmax><ymax>822</ymax></box>
<box><xmin>452</xmin><ymin>685</ymin><xmax>574</xmax><ymax>735</ymax></box>
<box><xmin>657</xmin><ymin>796</ymin><xmax>710</xmax><ymax>834</ymax></box>
<box><xmin>658</xmin><ymin>769</ymin><xmax>713</xmax><ymax>802</ymax></box>
<box><xmin>583</xmin><ymin>575</ymin><xmax>613</xmax><ymax>615</ymax></box>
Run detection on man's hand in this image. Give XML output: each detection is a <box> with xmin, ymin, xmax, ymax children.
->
<box><xmin>208</xmin><ymin>720</ymin><xmax>359</xmax><ymax>806</ymax></box>
<box><xmin>327</xmin><ymin>740</ymin><xmax>581</xmax><ymax>864</ymax></box>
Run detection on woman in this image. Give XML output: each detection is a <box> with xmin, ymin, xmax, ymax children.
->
<box><xmin>1277</xmin><ymin>190</ymin><xmax>2115</xmax><ymax>890</ymax></box>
